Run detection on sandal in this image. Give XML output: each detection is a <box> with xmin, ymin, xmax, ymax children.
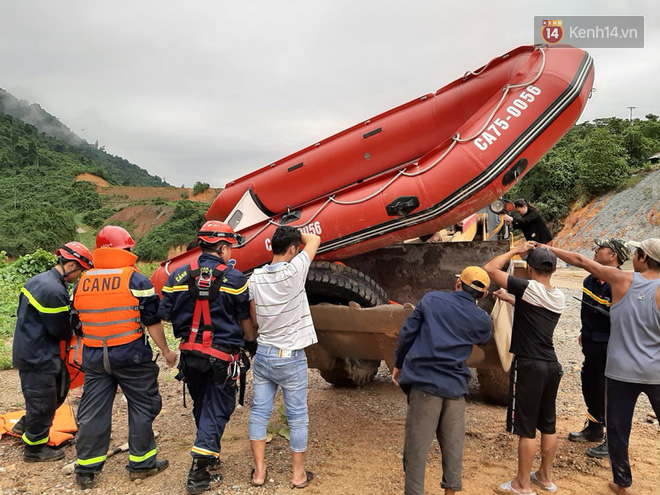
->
<box><xmin>292</xmin><ymin>471</ymin><xmax>314</xmax><ymax>489</ymax></box>
<box><xmin>530</xmin><ymin>471</ymin><xmax>557</xmax><ymax>493</ymax></box>
<box><xmin>250</xmin><ymin>468</ymin><xmax>267</xmax><ymax>487</ymax></box>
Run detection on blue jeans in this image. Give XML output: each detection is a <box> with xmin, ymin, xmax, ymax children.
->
<box><xmin>249</xmin><ymin>345</ymin><xmax>309</xmax><ymax>452</ymax></box>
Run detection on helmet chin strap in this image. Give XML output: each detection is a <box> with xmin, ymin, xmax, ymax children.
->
<box><xmin>59</xmin><ymin>259</ymin><xmax>81</xmax><ymax>282</ymax></box>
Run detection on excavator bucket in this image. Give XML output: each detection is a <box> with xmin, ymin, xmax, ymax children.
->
<box><xmin>306</xmin><ymin>240</ymin><xmax>515</xmax><ymax>377</ymax></box>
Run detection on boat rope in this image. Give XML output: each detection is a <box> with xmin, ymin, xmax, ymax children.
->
<box><xmin>455</xmin><ymin>46</ymin><xmax>546</xmax><ymax>143</ymax></box>
<box><xmin>330</xmin><ymin>172</ymin><xmax>404</xmax><ymax>205</ymax></box>
<box><xmin>265</xmin><ymin>168</ymin><xmax>407</xmax><ymax>232</ymax></box>
<box><xmin>265</xmin><ymin>196</ymin><xmax>334</xmax><ymax>231</ymax></box>
<box><xmin>401</xmin><ymin>45</ymin><xmax>546</xmax><ymax>178</ymax></box>
<box><xmin>242</xmin><ymin>46</ymin><xmax>547</xmax><ymax>235</ymax></box>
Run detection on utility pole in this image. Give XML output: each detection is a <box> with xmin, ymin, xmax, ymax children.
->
<box><xmin>627</xmin><ymin>106</ymin><xmax>637</xmax><ymax>122</ymax></box>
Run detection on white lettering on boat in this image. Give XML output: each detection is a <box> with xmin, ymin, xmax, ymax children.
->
<box><xmin>474</xmin><ymin>85</ymin><xmax>542</xmax><ymax>151</ymax></box>
<box><xmin>300</xmin><ymin>221</ymin><xmax>323</xmax><ymax>236</ymax></box>
<box><xmin>264</xmin><ymin>221</ymin><xmax>322</xmax><ymax>251</ymax></box>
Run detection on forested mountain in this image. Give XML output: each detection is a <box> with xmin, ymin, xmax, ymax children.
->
<box><xmin>0</xmin><ymin>88</ymin><xmax>168</xmax><ymax>187</ymax></box>
<box><xmin>0</xmin><ymin>88</ymin><xmax>169</xmax><ymax>255</ymax></box>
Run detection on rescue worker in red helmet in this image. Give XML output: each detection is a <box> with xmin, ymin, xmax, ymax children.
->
<box><xmin>12</xmin><ymin>241</ymin><xmax>93</xmax><ymax>462</ymax></box>
<box><xmin>71</xmin><ymin>226</ymin><xmax>177</xmax><ymax>490</ymax></box>
<box><xmin>159</xmin><ymin>220</ymin><xmax>254</xmax><ymax>494</ymax></box>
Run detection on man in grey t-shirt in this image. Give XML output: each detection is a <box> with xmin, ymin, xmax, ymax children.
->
<box><xmin>542</xmin><ymin>238</ymin><xmax>660</xmax><ymax>495</ymax></box>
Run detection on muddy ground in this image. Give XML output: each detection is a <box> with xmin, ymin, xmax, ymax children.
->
<box><xmin>1</xmin><ymin>268</ymin><xmax>658</xmax><ymax>495</ymax></box>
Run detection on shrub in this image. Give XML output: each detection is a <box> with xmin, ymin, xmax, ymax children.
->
<box><xmin>82</xmin><ymin>207</ymin><xmax>118</xmax><ymax>228</ymax></box>
<box><xmin>0</xmin><ymin>206</ymin><xmax>77</xmax><ymax>256</ymax></box>
<box><xmin>192</xmin><ymin>182</ymin><xmax>210</xmax><ymax>195</ymax></box>
<box><xmin>133</xmin><ymin>200</ymin><xmax>207</xmax><ymax>261</ymax></box>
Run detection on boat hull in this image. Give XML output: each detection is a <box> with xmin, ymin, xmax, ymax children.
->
<box><xmin>152</xmin><ymin>44</ymin><xmax>594</xmax><ymax>292</ymax></box>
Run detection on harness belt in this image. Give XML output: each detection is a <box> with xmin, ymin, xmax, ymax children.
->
<box><xmin>179</xmin><ymin>260</ymin><xmax>242</xmax><ymax>386</ymax></box>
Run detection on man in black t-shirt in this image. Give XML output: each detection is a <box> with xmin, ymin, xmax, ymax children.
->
<box><xmin>485</xmin><ymin>242</ymin><xmax>565</xmax><ymax>495</ymax></box>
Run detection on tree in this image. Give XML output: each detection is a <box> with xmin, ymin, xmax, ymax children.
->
<box><xmin>578</xmin><ymin>128</ymin><xmax>628</xmax><ymax>194</ymax></box>
<box><xmin>622</xmin><ymin>128</ymin><xmax>655</xmax><ymax>169</ymax></box>
<box><xmin>0</xmin><ymin>206</ymin><xmax>77</xmax><ymax>256</ymax></box>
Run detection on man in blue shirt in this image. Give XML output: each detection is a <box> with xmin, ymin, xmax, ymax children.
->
<box><xmin>392</xmin><ymin>266</ymin><xmax>492</xmax><ymax>495</ymax></box>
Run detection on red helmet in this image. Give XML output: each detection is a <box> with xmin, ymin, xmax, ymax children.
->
<box><xmin>96</xmin><ymin>226</ymin><xmax>136</xmax><ymax>249</ymax></box>
<box><xmin>197</xmin><ymin>221</ymin><xmax>241</xmax><ymax>246</ymax></box>
<box><xmin>56</xmin><ymin>242</ymin><xmax>94</xmax><ymax>270</ymax></box>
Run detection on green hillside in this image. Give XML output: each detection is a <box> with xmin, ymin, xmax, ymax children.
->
<box><xmin>0</xmin><ymin>89</ymin><xmax>168</xmax><ymax>187</ymax></box>
<box><xmin>509</xmin><ymin>115</ymin><xmax>660</xmax><ymax>228</ymax></box>
<box><xmin>0</xmin><ymin>89</ymin><xmax>170</xmax><ymax>256</ymax></box>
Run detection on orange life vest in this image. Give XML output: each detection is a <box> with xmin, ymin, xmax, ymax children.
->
<box><xmin>60</xmin><ymin>335</ymin><xmax>84</xmax><ymax>389</ymax></box>
<box><xmin>74</xmin><ymin>248</ymin><xmax>143</xmax><ymax>349</ymax></box>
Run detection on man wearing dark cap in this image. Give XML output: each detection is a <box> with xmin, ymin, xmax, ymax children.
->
<box><xmin>484</xmin><ymin>241</ymin><xmax>565</xmax><ymax>495</ymax></box>
<box><xmin>392</xmin><ymin>266</ymin><xmax>493</xmax><ymax>495</ymax></box>
<box><xmin>541</xmin><ymin>238</ymin><xmax>660</xmax><ymax>495</ymax></box>
<box><xmin>568</xmin><ymin>238</ymin><xmax>630</xmax><ymax>459</ymax></box>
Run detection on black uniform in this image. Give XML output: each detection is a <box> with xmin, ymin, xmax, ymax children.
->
<box><xmin>13</xmin><ymin>267</ymin><xmax>72</xmax><ymax>446</ymax></box>
<box><xmin>580</xmin><ymin>274</ymin><xmax>612</xmax><ymax>424</ymax></box>
<box><xmin>511</xmin><ymin>208</ymin><xmax>553</xmax><ymax>244</ymax></box>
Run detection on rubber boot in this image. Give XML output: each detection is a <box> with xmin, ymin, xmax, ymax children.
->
<box><xmin>11</xmin><ymin>416</ymin><xmax>25</xmax><ymax>436</ymax></box>
<box><xmin>586</xmin><ymin>438</ymin><xmax>609</xmax><ymax>458</ymax></box>
<box><xmin>128</xmin><ymin>458</ymin><xmax>170</xmax><ymax>480</ymax></box>
<box><xmin>24</xmin><ymin>444</ymin><xmax>65</xmax><ymax>462</ymax></box>
<box><xmin>75</xmin><ymin>472</ymin><xmax>96</xmax><ymax>490</ymax></box>
<box><xmin>186</xmin><ymin>458</ymin><xmax>222</xmax><ymax>494</ymax></box>
<box><xmin>568</xmin><ymin>420</ymin><xmax>604</xmax><ymax>442</ymax></box>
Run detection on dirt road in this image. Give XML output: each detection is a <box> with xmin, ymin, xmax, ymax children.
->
<box><xmin>1</xmin><ymin>268</ymin><xmax>658</xmax><ymax>494</ymax></box>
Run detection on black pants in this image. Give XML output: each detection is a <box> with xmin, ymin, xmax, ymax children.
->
<box><xmin>581</xmin><ymin>342</ymin><xmax>607</xmax><ymax>423</ymax></box>
<box><xmin>75</xmin><ymin>361</ymin><xmax>162</xmax><ymax>474</ymax></box>
<box><xmin>19</xmin><ymin>360</ymin><xmax>69</xmax><ymax>445</ymax></box>
<box><xmin>606</xmin><ymin>378</ymin><xmax>660</xmax><ymax>488</ymax></box>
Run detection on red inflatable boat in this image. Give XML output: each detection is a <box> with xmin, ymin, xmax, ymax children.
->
<box><xmin>152</xmin><ymin>44</ymin><xmax>594</xmax><ymax>290</ymax></box>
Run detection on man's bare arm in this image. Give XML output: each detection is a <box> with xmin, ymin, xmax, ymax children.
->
<box><xmin>146</xmin><ymin>322</ymin><xmax>177</xmax><ymax>367</ymax></box>
<box><xmin>538</xmin><ymin>243</ymin><xmax>631</xmax><ymax>287</ymax></box>
<box><xmin>538</xmin><ymin>243</ymin><xmax>633</xmax><ymax>303</ymax></box>
<box><xmin>300</xmin><ymin>232</ymin><xmax>321</xmax><ymax>261</ymax></box>
<box><xmin>484</xmin><ymin>241</ymin><xmax>535</xmax><ymax>289</ymax></box>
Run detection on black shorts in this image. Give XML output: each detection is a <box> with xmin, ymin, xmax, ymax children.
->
<box><xmin>506</xmin><ymin>358</ymin><xmax>563</xmax><ymax>438</ymax></box>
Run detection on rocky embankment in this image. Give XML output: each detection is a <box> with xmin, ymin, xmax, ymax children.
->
<box><xmin>555</xmin><ymin>169</ymin><xmax>660</xmax><ymax>254</ymax></box>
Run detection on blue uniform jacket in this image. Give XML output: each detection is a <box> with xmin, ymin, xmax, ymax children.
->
<box><xmin>13</xmin><ymin>267</ymin><xmax>72</xmax><ymax>372</ymax></box>
<box><xmin>158</xmin><ymin>253</ymin><xmax>250</xmax><ymax>349</ymax></box>
<box><xmin>71</xmin><ymin>272</ymin><xmax>162</xmax><ymax>369</ymax></box>
<box><xmin>394</xmin><ymin>290</ymin><xmax>492</xmax><ymax>399</ymax></box>
<box><xmin>581</xmin><ymin>274</ymin><xmax>612</xmax><ymax>345</ymax></box>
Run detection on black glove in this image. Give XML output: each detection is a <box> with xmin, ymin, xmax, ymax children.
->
<box><xmin>243</xmin><ymin>340</ymin><xmax>258</xmax><ymax>357</ymax></box>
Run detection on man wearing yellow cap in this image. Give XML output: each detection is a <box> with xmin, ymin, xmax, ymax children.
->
<box><xmin>392</xmin><ymin>266</ymin><xmax>492</xmax><ymax>495</ymax></box>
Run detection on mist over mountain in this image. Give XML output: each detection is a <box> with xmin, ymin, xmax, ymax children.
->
<box><xmin>0</xmin><ymin>88</ymin><xmax>168</xmax><ymax>187</ymax></box>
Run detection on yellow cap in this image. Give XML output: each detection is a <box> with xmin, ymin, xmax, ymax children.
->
<box><xmin>459</xmin><ymin>266</ymin><xmax>490</xmax><ymax>293</ymax></box>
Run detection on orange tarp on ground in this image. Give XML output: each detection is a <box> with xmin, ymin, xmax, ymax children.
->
<box><xmin>0</xmin><ymin>401</ymin><xmax>77</xmax><ymax>446</ymax></box>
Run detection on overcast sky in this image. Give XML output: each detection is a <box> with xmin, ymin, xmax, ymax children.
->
<box><xmin>1</xmin><ymin>1</ymin><xmax>658</xmax><ymax>187</ymax></box>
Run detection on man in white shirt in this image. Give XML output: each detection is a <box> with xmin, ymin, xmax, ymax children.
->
<box><xmin>248</xmin><ymin>226</ymin><xmax>320</xmax><ymax>489</ymax></box>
